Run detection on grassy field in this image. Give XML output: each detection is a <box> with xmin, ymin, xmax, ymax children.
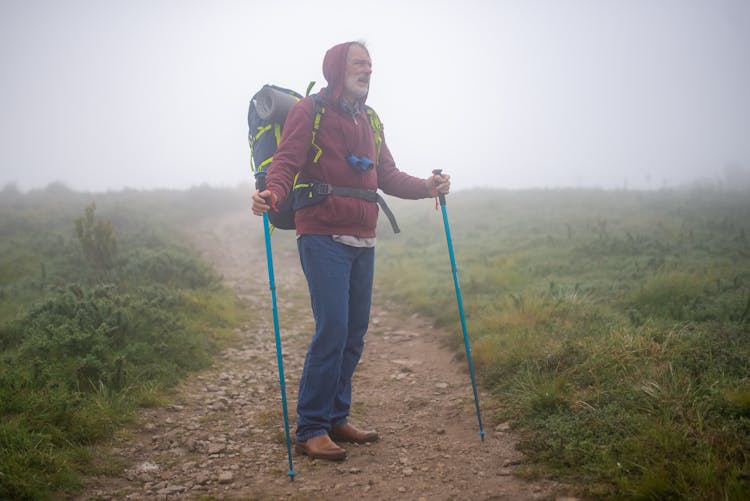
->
<box><xmin>375</xmin><ymin>187</ymin><xmax>750</xmax><ymax>499</ymax></box>
<box><xmin>2</xmin><ymin>184</ymin><xmax>748</xmax><ymax>499</ymax></box>
<box><xmin>0</xmin><ymin>184</ymin><xmax>251</xmax><ymax>500</ymax></box>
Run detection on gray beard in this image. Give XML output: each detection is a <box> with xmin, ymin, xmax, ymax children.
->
<box><xmin>345</xmin><ymin>79</ymin><xmax>369</xmax><ymax>100</ymax></box>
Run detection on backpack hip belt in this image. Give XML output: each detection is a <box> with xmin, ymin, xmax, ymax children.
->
<box><xmin>305</xmin><ymin>181</ymin><xmax>400</xmax><ymax>233</ymax></box>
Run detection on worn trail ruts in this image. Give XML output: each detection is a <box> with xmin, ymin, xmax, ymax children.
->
<box><xmin>78</xmin><ymin>210</ymin><xmax>571</xmax><ymax>500</ymax></box>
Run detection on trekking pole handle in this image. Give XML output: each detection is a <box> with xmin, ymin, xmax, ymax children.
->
<box><xmin>254</xmin><ymin>171</ymin><xmax>267</xmax><ymax>192</ymax></box>
<box><xmin>254</xmin><ymin>171</ymin><xmax>279</xmax><ymax>213</ymax></box>
<box><xmin>432</xmin><ymin>169</ymin><xmax>447</xmax><ymax>206</ymax></box>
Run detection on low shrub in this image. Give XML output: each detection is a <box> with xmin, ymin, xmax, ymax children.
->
<box><xmin>0</xmin><ymin>191</ymin><xmax>248</xmax><ymax>499</ymax></box>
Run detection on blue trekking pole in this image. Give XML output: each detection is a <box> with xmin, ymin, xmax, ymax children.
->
<box><xmin>254</xmin><ymin>171</ymin><xmax>296</xmax><ymax>480</ymax></box>
<box><xmin>432</xmin><ymin>169</ymin><xmax>485</xmax><ymax>441</ymax></box>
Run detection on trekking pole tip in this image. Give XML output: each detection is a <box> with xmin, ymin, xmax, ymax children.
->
<box><xmin>479</xmin><ymin>430</ymin><xmax>486</xmax><ymax>442</ymax></box>
<box><xmin>288</xmin><ymin>469</ymin><xmax>296</xmax><ymax>481</ymax></box>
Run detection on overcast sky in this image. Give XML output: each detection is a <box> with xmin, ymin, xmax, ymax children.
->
<box><xmin>1</xmin><ymin>0</ymin><xmax>748</xmax><ymax>192</ymax></box>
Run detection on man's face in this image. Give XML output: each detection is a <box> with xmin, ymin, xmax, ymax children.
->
<box><xmin>343</xmin><ymin>44</ymin><xmax>372</xmax><ymax>102</ymax></box>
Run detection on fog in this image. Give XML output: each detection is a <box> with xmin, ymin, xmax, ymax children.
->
<box><xmin>1</xmin><ymin>0</ymin><xmax>749</xmax><ymax>192</ymax></box>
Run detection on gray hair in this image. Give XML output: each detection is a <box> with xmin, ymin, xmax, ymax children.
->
<box><xmin>351</xmin><ymin>40</ymin><xmax>369</xmax><ymax>53</ymax></box>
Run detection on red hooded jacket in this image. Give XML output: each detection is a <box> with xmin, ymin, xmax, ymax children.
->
<box><xmin>265</xmin><ymin>41</ymin><xmax>432</xmax><ymax>238</ymax></box>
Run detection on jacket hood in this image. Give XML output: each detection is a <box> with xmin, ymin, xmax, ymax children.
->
<box><xmin>322</xmin><ymin>41</ymin><xmax>368</xmax><ymax>107</ymax></box>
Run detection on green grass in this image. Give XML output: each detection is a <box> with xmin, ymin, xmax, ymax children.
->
<box><xmin>3</xmin><ymin>184</ymin><xmax>748</xmax><ymax>499</ymax></box>
<box><xmin>0</xmin><ymin>184</ymin><xmax>251</xmax><ymax>500</ymax></box>
<box><xmin>376</xmin><ymin>187</ymin><xmax>750</xmax><ymax>500</ymax></box>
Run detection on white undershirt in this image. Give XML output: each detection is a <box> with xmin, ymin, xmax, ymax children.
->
<box><xmin>332</xmin><ymin>235</ymin><xmax>376</xmax><ymax>248</ymax></box>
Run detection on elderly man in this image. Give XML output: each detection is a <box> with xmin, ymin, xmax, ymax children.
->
<box><xmin>252</xmin><ymin>41</ymin><xmax>450</xmax><ymax>460</ymax></box>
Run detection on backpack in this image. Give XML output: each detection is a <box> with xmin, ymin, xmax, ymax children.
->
<box><xmin>247</xmin><ymin>84</ymin><xmax>400</xmax><ymax>233</ymax></box>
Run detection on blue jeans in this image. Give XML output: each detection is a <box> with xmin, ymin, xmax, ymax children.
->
<box><xmin>295</xmin><ymin>235</ymin><xmax>374</xmax><ymax>442</ymax></box>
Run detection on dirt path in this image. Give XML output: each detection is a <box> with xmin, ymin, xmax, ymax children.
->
<box><xmin>79</xmin><ymin>210</ymin><xmax>571</xmax><ymax>500</ymax></box>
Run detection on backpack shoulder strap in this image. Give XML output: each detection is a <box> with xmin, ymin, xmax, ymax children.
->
<box><xmin>307</xmin><ymin>97</ymin><xmax>382</xmax><ymax>167</ymax></box>
<box><xmin>364</xmin><ymin>105</ymin><xmax>383</xmax><ymax>167</ymax></box>
<box><xmin>310</xmin><ymin>93</ymin><xmax>325</xmax><ymax>164</ymax></box>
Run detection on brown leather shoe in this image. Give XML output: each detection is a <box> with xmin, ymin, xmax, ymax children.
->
<box><xmin>294</xmin><ymin>434</ymin><xmax>347</xmax><ymax>460</ymax></box>
<box><xmin>330</xmin><ymin>423</ymin><xmax>379</xmax><ymax>444</ymax></box>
